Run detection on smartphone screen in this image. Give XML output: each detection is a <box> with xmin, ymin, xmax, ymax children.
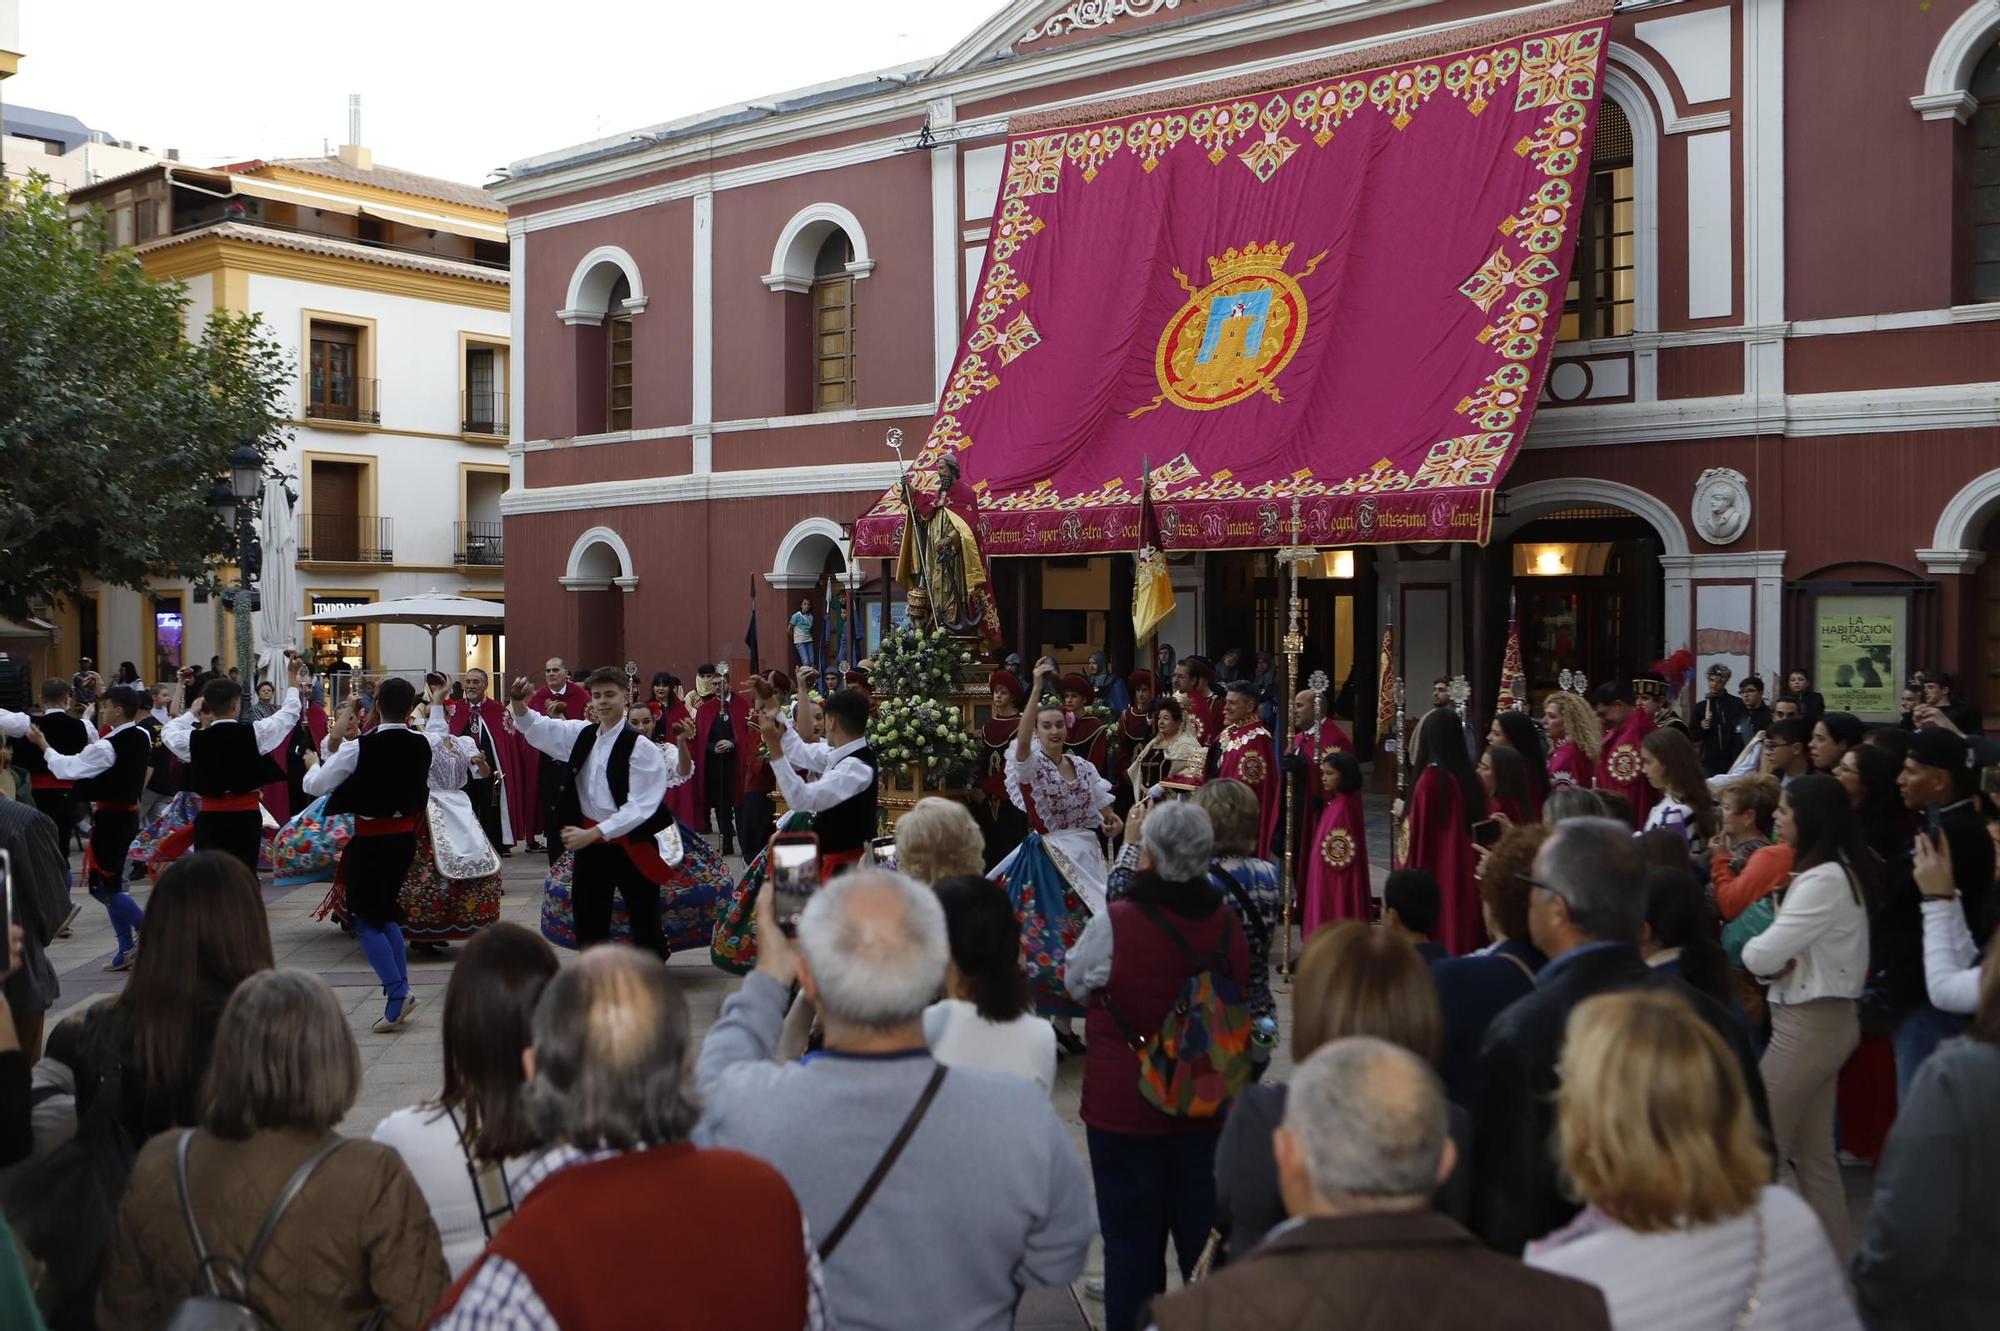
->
<box><xmin>1471</xmin><ymin>819</ymin><xmax>1502</xmax><ymax>848</ymax></box>
<box><xmin>867</xmin><ymin>835</ymin><xmax>899</xmax><ymax>872</ymax></box>
<box><xmin>0</xmin><ymin>848</ymin><xmax>12</xmax><ymax>945</ymax></box>
<box><xmin>770</xmin><ymin>838</ymin><xmax>821</xmax><ymax>936</ymax></box>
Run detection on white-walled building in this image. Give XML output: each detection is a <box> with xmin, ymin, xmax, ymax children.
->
<box><xmin>61</xmin><ymin>146</ymin><xmax>510</xmax><ymax>684</ymax></box>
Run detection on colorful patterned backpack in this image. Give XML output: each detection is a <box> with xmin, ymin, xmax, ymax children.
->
<box><xmin>1102</xmin><ymin>902</ymin><xmax>1253</xmax><ymax>1118</ymax></box>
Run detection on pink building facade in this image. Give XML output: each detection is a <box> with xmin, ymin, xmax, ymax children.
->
<box><xmin>495</xmin><ymin>0</ymin><xmax>2000</xmax><ymax>732</ymax></box>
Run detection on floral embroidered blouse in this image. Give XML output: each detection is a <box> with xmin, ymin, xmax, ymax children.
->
<box><xmin>1007</xmin><ymin>745</ymin><xmax>1113</xmax><ymax>833</ymax></box>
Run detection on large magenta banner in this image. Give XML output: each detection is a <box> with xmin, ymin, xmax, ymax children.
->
<box><xmin>854</xmin><ymin>0</ymin><xmax>1611</xmax><ymax>557</ymax></box>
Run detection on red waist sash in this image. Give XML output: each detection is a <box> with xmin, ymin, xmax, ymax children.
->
<box><xmin>93</xmin><ymin>802</ymin><xmax>139</xmax><ymax>813</ymax></box>
<box><xmin>353</xmin><ymin>815</ymin><xmax>418</xmax><ymax>837</ymax></box>
<box><xmin>577</xmin><ymin>817</ymin><xmax>681</xmax><ymax>887</ymax></box>
<box><xmin>29</xmin><ymin>774</ymin><xmax>73</xmax><ymax>792</ymax></box>
<box><xmin>196</xmin><ymin>792</ymin><xmax>263</xmax><ymax>814</ymax></box>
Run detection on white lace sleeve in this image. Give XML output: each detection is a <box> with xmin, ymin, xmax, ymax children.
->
<box><xmin>1076</xmin><ymin>756</ymin><xmax>1114</xmax><ymax>810</ymax></box>
<box><xmin>429</xmin><ymin>734</ymin><xmax>474</xmax><ymax>791</ymax></box>
<box><xmin>1005</xmin><ymin>745</ymin><xmax>1039</xmax><ymax>814</ymax></box>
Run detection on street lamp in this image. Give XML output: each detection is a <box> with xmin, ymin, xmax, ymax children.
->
<box><xmin>208</xmin><ymin>442</ymin><xmax>267</xmax><ymax>679</ymax></box>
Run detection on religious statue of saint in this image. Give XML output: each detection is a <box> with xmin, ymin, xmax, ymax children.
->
<box><xmin>895</xmin><ymin>453</ymin><xmax>1001</xmax><ymax>642</ymax></box>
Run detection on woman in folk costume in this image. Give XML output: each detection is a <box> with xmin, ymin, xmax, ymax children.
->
<box><xmin>1302</xmin><ymin>749</ymin><xmax>1371</xmax><ymax>934</ymax></box>
<box><xmin>1542</xmin><ymin>687</ymin><xmax>1602</xmax><ymax>791</ymax></box>
<box><xmin>538</xmin><ymin>704</ymin><xmax>733</xmax><ymax>953</ymax></box>
<box><xmin>1125</xmin><ymin>696</ymin><xmax>1207</xmax><ymax>804</ymax></box>
<box><xmin>270</xmin><ymin>697</ymin><xmax>365</xmax><ymax>888</ymax></box>
<box><xmin>991</xmin><ymin>661</ymin><xmax>1122</xmax><ymax>1044</ymax></box>
<box><xmin>1398</xmin><ymin>706</ymin><xmax>1488</xmax><ymax>956</ymax></box>
<box><xmin>309</xmin><ymin>701</ymin><xmax>504</xmax><ymax>946</ymax></box>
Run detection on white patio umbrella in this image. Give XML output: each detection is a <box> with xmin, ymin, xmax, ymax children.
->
<box><xmin>299</xmin><ymin>590</ymin><xmax>504</xmax><ymax>671</ymax></box>
<box><xmin>256</xmin><ymin>475</ymin><xmax>299</xmax><ymax>685</ymax></box>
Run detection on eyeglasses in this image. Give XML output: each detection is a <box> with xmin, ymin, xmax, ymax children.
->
<box><xmin>1516</xmin><ymin>872</ymin><xmax>1572</xmax><ymax>905</ymax></box>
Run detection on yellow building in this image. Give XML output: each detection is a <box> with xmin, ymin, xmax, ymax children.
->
<box><xmin>58</xmin><ymin>142</ymin><xmax>511</xmax><ymax>689</ymax></box>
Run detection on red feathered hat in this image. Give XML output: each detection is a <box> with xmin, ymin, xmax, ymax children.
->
<box><xmin>988</xmin><ymin>669</ymin><xmax>1026</xmax><ymax>705</ymax></box>
<box><xmin>1059</xmin><ymin>673</ymin><xmax>1095</xmax><ymax>703</ymax></box>
<box><xmin>766</xmin><ymin>670</ymin><xmax>795</xmax><ymax>694</ymax></box>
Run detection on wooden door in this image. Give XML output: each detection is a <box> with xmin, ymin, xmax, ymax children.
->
<box><xmin>313</xmin><ymin>464</ymin><xmax>360</xmax><ymax>561</ymax></box>
<box><xmin>1976</xmin><ymin>556</ymin><xmax>2000</xmax><ymax>723</ymax></box>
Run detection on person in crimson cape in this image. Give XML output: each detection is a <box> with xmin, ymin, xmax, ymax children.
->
<box><xmin>1396</xmin><ymin>706</ymin><xmax>1488</xmax><ymax>956</ymax></box>
<box><xmin>1302</xmin><ymin>749</ymin><xmax>1371</xmax><ymax>935</ymax></box>
<box><xmin>1591</xmin><ymin>681</ymin><xmax>1657</xmax><ymax>829</ymax></box>
<box><xmin>1111</xmin><ymin>671</ymin><xmax>1159</xmax><ymax>815</ymax></box>
<box><xmin>736</xmin><ymin>671</ymin><xmax>787</xmax><ymax>860</ymax></box>
<box><xmin>1177</xmin><ymin>654</ymin><xmax>1223</xmax><ymax>745</ymax></box>
<box><xmin>1282</xmin><ymin>686</ymin><xmax>1354</xmax><ymax>871</ymax></box>
<box><xmin>689</xmin><ymin>663</ymin><xmax>752</xmax><ymax>856</ymax></box>
<box><xmin>521</xmin><ymin>657</ymin><xmax>591</xmax><ymax>851</ymax></box>
<box><xmin>508</xmin><ymin>666</ymin><xmax>692</xmax><ymax>958</ymax></box>
<box><xmin>303</xmin><ymin>674</ymin><xmax>448</xmax><ymax>1032</ymax></box>
<box><xmin>1541</xmin><ymin>688</ymin><xmax>1601</xmax><ymax>792</ymax></box>
<box><xmin>444</xmin><ymin>667</ymin><xmax>513</xmax><ymax>855</ymax></box>
<box><xmin>1207</xmin><ymin>679</ymin><xmax>1281</xmax><ymax>859</ymax></box>
<box><xmin>977</xmin><ymin>667</ymin><xmax>1031</xmax><ymax>868</ymax></box>
<box><xmin>160</xmin><ymin>657</ymin><xmax>307</xmax><ymax>871</ymax></box>
<box><xmin>894</xmin><ymin>451</ymin><xmax>1003</xmax><ymax>642</ymax></box>
<box><xmin>1060</xmin><ymin>672</ymin><xmax>1110</xmax><ymax>774</ymax></box>
<box><xmin>7</xmin><ymin>685</ymin><xmax>152</xmax><ymax>969</ymax></box>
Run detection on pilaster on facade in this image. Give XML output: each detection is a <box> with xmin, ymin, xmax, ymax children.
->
<box><xmin>929</xmin><ymin>96</ymin><xmax>962</xmax><ymax>396</ymax></box>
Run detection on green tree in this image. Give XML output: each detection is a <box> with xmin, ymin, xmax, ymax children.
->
<box><xmin>0</xmin><ymin>174</ymin><xmax>292</xmax><ymax>621</ymax></box>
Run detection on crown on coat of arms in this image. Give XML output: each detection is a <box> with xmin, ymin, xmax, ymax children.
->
<box><xmin>1207</xmin><ymin>241</ymin><xmax>1296</xmax><ymax>281</ymax></box>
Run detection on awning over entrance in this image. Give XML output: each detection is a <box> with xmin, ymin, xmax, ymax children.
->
<box><xmin>853</xmin><ymin>0</ymin><xmax>1611</xmax><ymax>559</ymax></box>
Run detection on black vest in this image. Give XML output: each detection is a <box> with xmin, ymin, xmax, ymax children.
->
<box><xmin>557</xmin><ymin>724</ymin><xmax>671</xmax><ymax>841</ymax></box>
<box><xmin>322</xmin><ymin>728</ymin><xmax>433</xmax><ymax>819</ymax></box>
<box><xmin>79</xmin><ymin>727</ymin><xmax>152</xmax><ymax>805</ymax></box>
<box><xmin>187</xmin><ymin>722</ymin><xmax>276</xmax><ymax>796</ymax></box>
<box><xmin>813</xmin><ymin>742</ymin><xmax>880</xmax><ymax>853</ymax></box>
<box><xmin>10</xmin><ymin>711</ymin><xmax>88</xmax><ymax>777</ymax></box>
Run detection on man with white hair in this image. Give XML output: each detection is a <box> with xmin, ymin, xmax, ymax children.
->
<box><xmin>697</xmin><ymin>868</ymin><xmax>1094</xmax><ymax>1331</ymax></box>
<box><xmin>434</xmin><ymin>948</ymin><xmax>828</xmax><ymax>1329</ymax></box>
<box><xmin>1146</xmin><ymin>1039</ymin><xmax>1610</xmax><ymax>1331</ymax></box>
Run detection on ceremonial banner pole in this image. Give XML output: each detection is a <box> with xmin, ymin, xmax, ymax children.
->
<box><xmin>1276</xmin><ymin>504</ymin><xmax>1314</xmax><ymax>978</ymax></box>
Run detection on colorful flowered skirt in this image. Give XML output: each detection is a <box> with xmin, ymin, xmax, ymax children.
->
<box><xmin>710</xmin><ymin>810</ymin><xmax>814</xmax><ymax>974</ymax></box>
<box><xmin>311</xmin><ymin>816</ymin><xmax>502</xmax><ymax>942</ymax></box>
<box><xmin>991</xmin><ymin>831</ymin><xmax>1092</xmax><ymax>1020</ymax></box>
<box><xmin>126</xmin><ymin>791</ymin><xmax>276</xmax><ymax>877</ymax></box>
<box><xmin>540</xmin><ymin>819</ymin><xmax>733</xmax><ymax>952</ymax></box>
<box><xmin>271</xmin><ymin>795</ymin><xmax>355</xmax><ymax>888</ymax></box>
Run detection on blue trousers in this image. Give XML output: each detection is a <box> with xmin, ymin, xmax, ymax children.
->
<box><xmin>1087</xmin><ymin>1127</ymin><xmax>1219</xmax><ymax>1331</ymax></box>
<box><xmin>1892</xmin><ymin>1000</ymin><xmax>1969</xmax><ymax>1099</ymax></box>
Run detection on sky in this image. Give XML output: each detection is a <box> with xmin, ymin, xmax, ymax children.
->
<box><xmin>3</xmin><ymin>0</ymin><xmax>1002</xmax><ymax>187</ymax></box>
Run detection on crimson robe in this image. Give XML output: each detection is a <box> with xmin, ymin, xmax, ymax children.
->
<box><xmin>1548</xmin><ymin>740</ymin><xmax>1595</xmax><ymax>790</ymax></box>
<box><xmin>1406</xmin><ymin>764</ymin><xmax>1485</xmax><ymax>956</ymax></box>
<box><xmin>1065</xmin><ymin>714</ymin><xmax>1109</xmax><ymax>775</ymax></box>
<box><xmin>693</xmin><ymin>691</ymin><xmax>754</xmax><ymax>805</ymax></box>
<box><xmin>1594</xmin><ymin>708</ymin><xmax>1657</xmax><ymax>829</ymax></box>
<box><xmin>662</xmin><ymin>699</ymin><xmax>703</xmax><ymax>826</ymax></box>
<box><xmin>1285</xmin><ymin>718</ymin><xmax>1355</xmax><ymax>875</ymax></box>
<box><xmin>1302</xmin><ymin>789</ymin><xmax>1371</xmax><ymax>936</ymax></box>
<box><xmin>1184</xmin><ymin>689</ymin><xmax>1222</xmax><ymax>746</ymax></box>
<box><xmin>1214</xmin><ymin>721</ymin><xmax>1280</xmax><ymax>858</ymax></box>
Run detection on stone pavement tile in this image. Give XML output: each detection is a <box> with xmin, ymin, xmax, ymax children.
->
<box><xmin>1015</xmin><ymin>1284</ymin><xmax>1092</xmax><ymax>1330</ymax></box>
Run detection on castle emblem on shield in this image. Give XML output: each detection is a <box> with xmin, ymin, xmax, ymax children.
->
<box><xmin>1131</xmin><ymin>241</ymin><xmax>1327</xmax><ymax>417</ymax></box>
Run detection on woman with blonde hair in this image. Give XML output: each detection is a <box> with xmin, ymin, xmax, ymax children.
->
<box><xmin>894</xmin><ymin>796</ymin><xmax>986</xmax><ymax>885</ymax></box>
<box><xmin>1213</xmin><ymin>921</ymin><xmax>1471</xmax><ymax>1258</ymax></box>
<box><xmin>1707</xmin><ymin>773</ymin><xmax>1792</xmax><ymax>922</ymax></box>
<box><xmin>1527</xmin><ymin>989</ymin><xmax>1859</xmax><ymax>1330</ymax></box>
<box><xmin>1543</xmin><ymin>690</ymin><xmax>1602</xmax><ymax>790</ymax></box>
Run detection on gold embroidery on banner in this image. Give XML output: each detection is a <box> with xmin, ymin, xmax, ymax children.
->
<box><xmin>1444</xmin><ymin>47</ymin><xmax>1520</xmax><ymax>115</ymax></box>
<box><xmin>1290</xmin><ymin>80</ymin><xmax>1370</xmax><ymax>146</ymax></box>
<box><xmin>1004</xmin><ymin>135</ymin><xmax>1069</xmax><ymax>199</ymax></box>
<box><xmin>1132</xmin><ymin>241</ymin><xmax>1328</xmax><ymax>418</ymax></box>
<box><xmin>1368</xmin><ymin>63</ymin><xmax>1443</xmax><ymax>129</ymax></box>
<box><xmin>1237</xmin><ymin>96</ymin><xmax>1302</xmax><ymax>182</ymax></box>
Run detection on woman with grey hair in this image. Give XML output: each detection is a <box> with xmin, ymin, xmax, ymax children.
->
<box><xmin>1064</xmin><ymin>799</ymin><xmax>1252</xmax><ymax>1331</ymax></box>
<box><xmin>98</xmin><ymin>970</ymin><xmax>448</xmax><ymax>1330</ymax></box>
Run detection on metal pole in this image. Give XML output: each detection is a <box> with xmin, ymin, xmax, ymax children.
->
<box><xmin>1276</xmin><ymin>506</ymin><xmax>1309</xmax><ymax>979</ymax></box>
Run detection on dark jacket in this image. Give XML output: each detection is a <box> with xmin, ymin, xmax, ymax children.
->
<box><xmin>1695</xmin><ymin>692</ymin><xmax>1745</xmax><ymax>774</ymax></box>
<box><xmin>1150</xmin><ymin>1209</ymin><xmax>1609</xmax><ymax>1331</ymax></box>
<box><xmin>1470</xmin><ymin>942</ymin><xmax>1771</xmax><ymax>1255</ymax></box>
<box><xmin>1215</xmin><ymin>1082</ymin><xmax>1472</xmax><ymax>1259</ymax></box>
<box><xmin>1852</xmin><ymin>1036</ymin><xmax>2000</xmax><ymax>1330</ymax></box>
<box><xmin>0</xmin><ymin>797</ymin><xmax>69</xmax><ymax>1018</ymax></box>
<box><xmin>1871</xmin><ymin>801</ymin><xmax>1992</xmax><ymax>1015</ymax></box>
<box><xmin>1431</xmin><ymin>938</ymin><xmax>1545</xmax><ymax>1109</ymax></box>
<box><xmin>66</xmin><ymin>977</ymin><xmax>236</xmax><ymax>1144</ymax></box>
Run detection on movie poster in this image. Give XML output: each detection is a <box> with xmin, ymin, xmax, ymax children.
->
<box><xmin>1815</xmin><ymin>596</ymin><xmax>1904</xmax><ymax>721</ymax></box>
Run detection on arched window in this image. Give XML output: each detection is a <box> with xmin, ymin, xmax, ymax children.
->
<box><xmin>607</xmin><ymin>274</ymin><xmax>634</xmax><ymax>432</ymax></box>
<box><xmin>1560</xmin><ymin>100</ymin><xmax>1636</xmax><ymax>340</ymax></box>
<box><xmin>812</xmin><ymin>230</ymin><xmax>857</xmax><ymax>412</ymax></box>
<box><xmin>1973</xmin><ymin>43</ymin><xmax>2000</xmax><ymax>302</ymax></box>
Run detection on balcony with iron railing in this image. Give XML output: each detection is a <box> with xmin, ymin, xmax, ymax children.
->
<box><xmin>455</xmin><ymin>521</ymin><xmax>504</xmax><ymax>566</ymax></box>
<box><xmin>462</xmin><ymin>388</ymin><xmax>508</xmax><ymax>436</ymax></box>
<box><xmin>299</xmin><ymin>514</ymin><xmax>393</xmax><ymax>564</ymax></box>
<box><xmin>304</xmin><ymin>378</ymin><xmax>381</xmax><ymax>425</ymax></box>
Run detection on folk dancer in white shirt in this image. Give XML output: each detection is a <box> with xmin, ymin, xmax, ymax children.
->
<box><xmin>158</xmin><ymin>657</ymin><xmax>307</xmax><ymax>871</ymax></box>
<box><xmin>3</xmin><ymin>685</ymin><xmax>153</xmax><ymax>968</ymax></box>
<box><xmin>304</xmin><ymin>675</ymin><xmax>450</xmax><ymax>1031</ymax></box>
<box><xmin>509</xmin><ymin>667</ymin><xmax>693</xmax><ymax>957</ymax></box>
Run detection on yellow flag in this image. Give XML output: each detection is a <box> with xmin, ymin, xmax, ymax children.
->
<box><xmin>1132</xmin><ymin>461</ymin><xmax>1176</xmax><ymax>641</ymax></box>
